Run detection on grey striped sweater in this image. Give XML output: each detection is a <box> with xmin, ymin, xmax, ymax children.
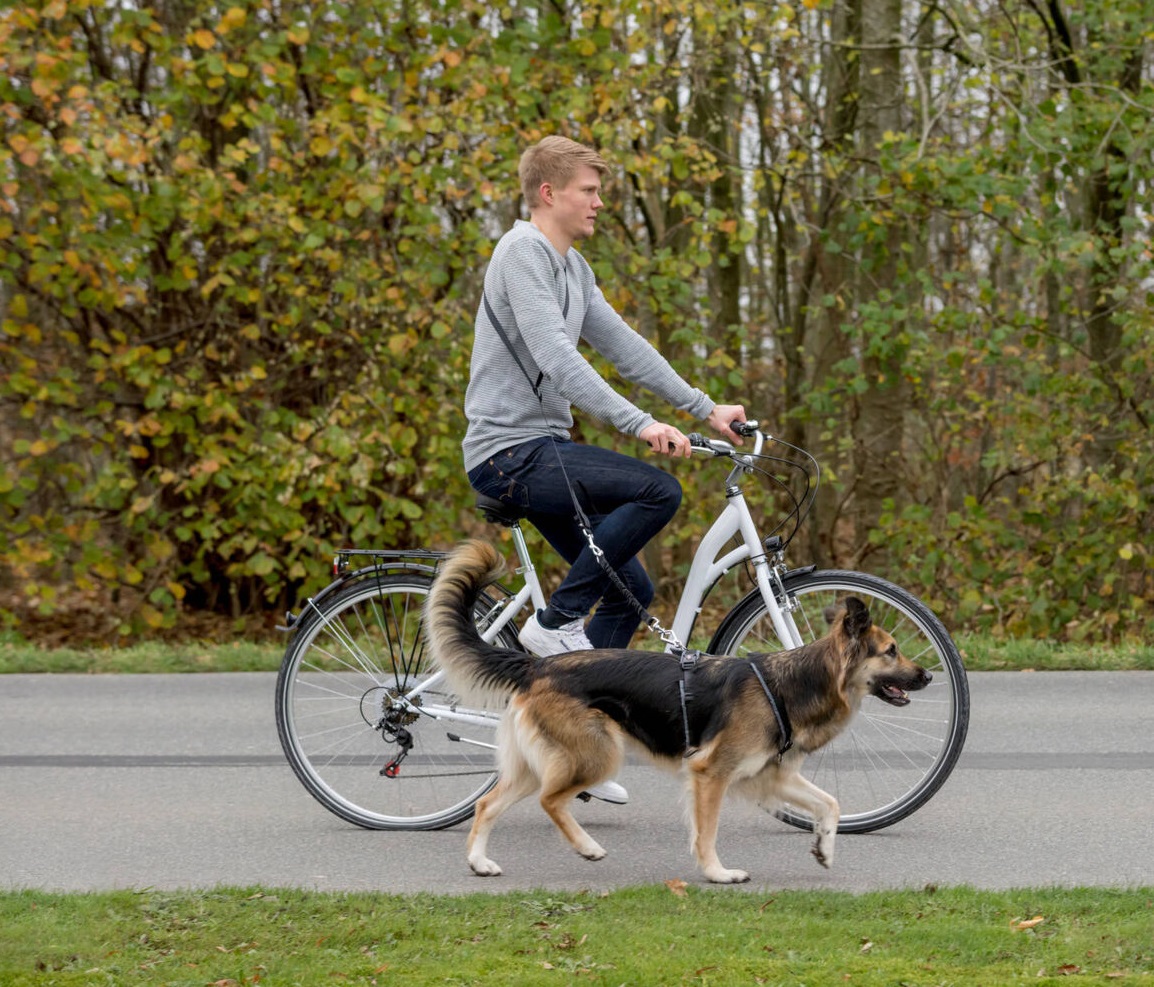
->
<box><xmin>463</xmin><ymin>220</ymin><xmax>715</xmax><ymax>471</ymax></box>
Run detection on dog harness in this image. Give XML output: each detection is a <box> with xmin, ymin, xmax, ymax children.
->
<box><xmin>676</xmin><ymin>649</ymin><xmax>793</xmax><ymax>760</ymax></box>
<box><xmin>747</xmin><ymin>659</ymin><xmax>794</xmax><ymax>759</ymax></box>
<box><xmin>677</xmin><ymin>647</ymin><xmax>701</xmax><ymax>753</ymax></box>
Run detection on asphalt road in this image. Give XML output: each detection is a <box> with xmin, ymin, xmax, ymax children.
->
<box><xmin>1</xmin><ymin>671</ymin><xmax>1151</xmax><ymax>894</ymax></box>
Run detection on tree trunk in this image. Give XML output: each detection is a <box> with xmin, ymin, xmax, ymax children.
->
<box><xmin>849</xmin><ymin>0</ymin><xmax>908</xmax><ymax>567</ymax></box>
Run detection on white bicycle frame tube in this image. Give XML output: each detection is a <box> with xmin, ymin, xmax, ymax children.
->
<box><xmin>670</xmin><ymin>489</ymin><xmax>803</xmax><ymax>652</ymax></box>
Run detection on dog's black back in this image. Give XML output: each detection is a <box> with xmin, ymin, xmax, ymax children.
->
<box><xmin>425</xmin><ymin>540</ymin><xmax>839</xmax><ymax>759</ymax></box>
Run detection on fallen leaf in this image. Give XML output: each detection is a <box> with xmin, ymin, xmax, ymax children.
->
<box><xmin>860</xmin><ymin>939</ymin><xmax>874</xmax><ymax>954</ymax></box>
<box><xmin>665</xmin><ymin>878</ymin><xmax>688</xmax><ymax>897</ymax></box>
<box><xmin>1011</xmin><ymin>915</ymin><xmax>1045</xmax><ymax>931</ymax></box>
<box><xmin>1058</xmin><ymin>965</ymin><xmax>1081</xmax><ymax>976</ymax></box>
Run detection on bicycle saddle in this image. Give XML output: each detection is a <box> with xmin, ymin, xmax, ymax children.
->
<box><xmin>475</xmin><ymin>493</ymin><xmax>529</xmax><ymax>527</ymax></box>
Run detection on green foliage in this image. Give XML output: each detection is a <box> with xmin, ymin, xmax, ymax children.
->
<box><xmin>2</xmin><ymin>0</ymin><xmax>1152</xmax><ymax>641</ymax></box>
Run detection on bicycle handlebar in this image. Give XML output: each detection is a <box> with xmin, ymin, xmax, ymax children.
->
<box><xmin>688</xmin><ymin>419</ymin><xmax>761</xmax><ymax>456</ymax></box>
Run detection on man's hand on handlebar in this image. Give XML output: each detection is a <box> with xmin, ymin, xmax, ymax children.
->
<box><xmin>640</xmin><ymin>421</ymin><xmax>694</xmax><ymax>458</ymax></box>
<box><xmin>641</xmin><ymin>406</ymin><xmax>753</xmax><ymax>458</ymax></box>
<box><xmin>707</xmin><ymin>404</ymin><xmax>748</xmax><ymax>444</ymax></box>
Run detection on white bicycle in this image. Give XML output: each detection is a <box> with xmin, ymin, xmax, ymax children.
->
<box><xmin>275</xmin><ymin>421</ymin><xmax>969</xmax><ymax>833</ymax></box>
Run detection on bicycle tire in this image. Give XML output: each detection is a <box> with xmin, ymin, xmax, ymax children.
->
<box><xmin>275</xmin><ymin>571</ymin><xmax>515</xmax><ymax>831</ymax></box>
<box><xmin>708</xmin><ymin>569</ymin><xmax>969</xmax><ymax>833</ymax></box>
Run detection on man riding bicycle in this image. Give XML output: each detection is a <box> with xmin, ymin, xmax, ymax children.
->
<box><xmin>463</xmin><ymin>135</ymin><xmax>745</xmax><ymax>800</ymax></box>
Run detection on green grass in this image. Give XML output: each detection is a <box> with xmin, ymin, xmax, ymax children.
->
<box><xmin>0</xmin><ymin>637</ymin><xmax>285</xmax><ymax>674</ymax></box>
<box><xmin>1</xmin><ymin>885</ymin><xmax>1150</xmax><ymax>985</ymax></box>
<box><xmin>2</xmin><ymin>630</ymin><xmax>1152</xmax><ymax>674</ymax></box>
<box><xmin>955</xmin><ymin>634</ymin><xmax>1154</xmax><ymax>672</ymax></box>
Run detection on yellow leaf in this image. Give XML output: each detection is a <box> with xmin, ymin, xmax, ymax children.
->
<box><xmin>192</xmin><ymin>29</ymin><xmax>216</xmax><ymax>50</ymax></box>
<box><xmin>218</xmin><ymin>7</ymin><xmax>246</xmax><ymax>31</ymax></box>
<box><xmin>664</xmin><ymin>879</ymin><xmax>688</xmax><ymax>897</ymax></box>
<box><xmin>140</xmin><ymin>604</ymin><xmax>165</xmax><ymax>629</ymax></box>
<box><xmin>130</xmin><ymin>494</ymin><xmax>155</xmax><ymax>514</ymax></box>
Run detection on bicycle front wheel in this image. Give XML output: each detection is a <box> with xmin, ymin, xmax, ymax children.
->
<box><xmin>275</xmin><ymin>572</ymin><xmax>513</xmax><ymax>831</ymax></box>
<box><xmin>708</xmin><ymin>569</ymin><xmax>969</xmax><ymax>833</ymax></box>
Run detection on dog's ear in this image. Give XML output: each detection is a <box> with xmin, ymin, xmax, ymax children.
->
<box><xmin>841</xmin><ymin>596</ymin><xmax>872</xmax><ymax>640</ymax></box>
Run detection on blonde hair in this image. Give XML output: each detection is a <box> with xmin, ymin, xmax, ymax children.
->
<box><xmin>519</xmin><ymin>136</ymin><xmax>609</xmax><ymax>209</ymax></box>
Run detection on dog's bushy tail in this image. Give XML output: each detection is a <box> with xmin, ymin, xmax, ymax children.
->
<box><xmin>424</xmin><ymin>539</ymin><xmax>536</xmax><ymax>703</ymax></box>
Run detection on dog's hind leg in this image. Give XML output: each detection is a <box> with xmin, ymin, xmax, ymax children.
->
<box><xmin>776</xmin><ymin>772</ymin><xmax>839</xmax><ymax>869</ymax></box>
<box><xmin>689</xmin><ymin>770</ymin><xmax>749</xmax><ymax>884</ymax></box>
<box><xmin>467</xmin><ymin>709</ymin><xmax>539</xmax><ymax>877</ymax></box>
<box><xmin>467</xmin><ymin>771</ymin><xmax>538</xmax><ymax>877</ymax></box>
<box><xmin>539</xmin><ymin>770</ymin><xmax>608</xmax><ymax>862</ymax></box>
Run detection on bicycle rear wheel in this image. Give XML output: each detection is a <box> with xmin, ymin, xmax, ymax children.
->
<box><xmin>275</xmin><ymin>571</ymin><xmax>513</xmax><ymax>830</ymax></box>
<box><xmin>708</xmin><ymin>569</ymin><xmax>969</xmax><ymax>833</ymax></box>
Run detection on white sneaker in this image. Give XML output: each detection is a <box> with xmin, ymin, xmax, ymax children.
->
<box><xmin>519</xmin><ymin>611</ymin><xmax>593</xmax><ymax>657</ymax></box>
<box><xmin>581</xmin><ymin>779</ymin><xmax>629</xmax><ymax>804</ymax></box>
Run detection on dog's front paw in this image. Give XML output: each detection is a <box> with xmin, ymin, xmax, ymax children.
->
<box><xmin>577</xmin><ymin>842</ymin><xmax>607</xmax><ymax>861</ymax></box>
<box><xmin>705</xmin><ymin>867</ymin><xmax>751</xmax><ymax>884</ymax></box>
<box><xmin>469</xmin><ymin>856</ymin><xmax>503</xmax><ymax>877</ymax></box>
<box><xmin>810</xmin><ymin>840</ymin><xmax>834</xmax><ymax>870</ymax></box>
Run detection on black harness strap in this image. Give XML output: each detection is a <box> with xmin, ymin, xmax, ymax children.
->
<box><xmin>676</xmin><ymin>647</ymin><xmax>701</xmax><ymax>755</ymax></box>
<box><xmin>746</xmin><ymin>660</ymin><xmax>794</xmax><ymax>759</ymax></box>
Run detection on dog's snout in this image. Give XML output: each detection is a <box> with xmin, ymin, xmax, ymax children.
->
<box><xmin>919</xmin><ymin>668</ymin><xmax>932</xmax><ymax>686</ymax></box>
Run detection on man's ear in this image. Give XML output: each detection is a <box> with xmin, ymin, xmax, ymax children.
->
<box><xmin>539</xmin><ymin>182</ymin><xmax>554</xmax><ymax>205</ymax></box>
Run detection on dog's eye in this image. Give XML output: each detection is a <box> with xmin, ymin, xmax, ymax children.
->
<box><xmin>885</xmin><ymin>643</ymin><xmax>898</xmax><ymax>660</ymax></box>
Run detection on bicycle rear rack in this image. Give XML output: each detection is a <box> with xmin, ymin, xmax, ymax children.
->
<box><xmin>279</xmin><ymin>549</ymin><xmax>449</xmax><ymax>631</ymax></box>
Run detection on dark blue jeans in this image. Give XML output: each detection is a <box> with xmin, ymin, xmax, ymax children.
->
<box><xmin>467</xmin><ymin>437</ymin><xmax>682</xmax><ymax>649</ymax></box>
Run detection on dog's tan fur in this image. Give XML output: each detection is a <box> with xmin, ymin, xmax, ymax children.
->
<box><xmin>424</xmin><ymin>540</ymin><xmax>931</xmax><ymax>883</ymax></box>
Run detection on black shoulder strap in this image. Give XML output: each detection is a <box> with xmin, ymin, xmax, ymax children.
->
<box><xmin>482</xmin><ymin>280</ymin><xmax>569</xmax><ymax>402</ymax></box>
<box><xmin>483</xmin><ymin>293</ymin><xmax>543</xmax><ymax>400</ymax></box>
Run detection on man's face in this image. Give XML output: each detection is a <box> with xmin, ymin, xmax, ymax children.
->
<box><xmin>547</xmin><ymin>164</ymin><xmax>604</xmax><ymax>242</ymax></box>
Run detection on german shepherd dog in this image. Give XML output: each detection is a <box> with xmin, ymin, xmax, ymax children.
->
<box><xmin>424</xmin><ymin>540</ymin><xmax>932</xmax><ymax>884</ymax></box>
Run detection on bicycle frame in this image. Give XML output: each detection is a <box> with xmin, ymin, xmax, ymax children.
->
<box><xmin>278</xmin><ymin>422</ymin><xmax>968</xmax><ymax>834</ymax></box>
<box><xmin>337</xmin><ymin>428</ymin><xmax>803</xmax><ymax>727</ymax></box>
<box><xmin>672</xmin><ymin>429</ymin><xmax>804</xmax><ymax>653</ymax></box>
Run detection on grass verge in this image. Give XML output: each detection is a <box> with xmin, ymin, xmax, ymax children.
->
<box><xmin>2</xmin><ymin>632</ymin><xmax>1153</xmax><ymax>673</ymax></box>
<box><xmin>1</xmin><ymin>885</ymin><xmax>1150</xmax><ymax>985</ymax></box>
